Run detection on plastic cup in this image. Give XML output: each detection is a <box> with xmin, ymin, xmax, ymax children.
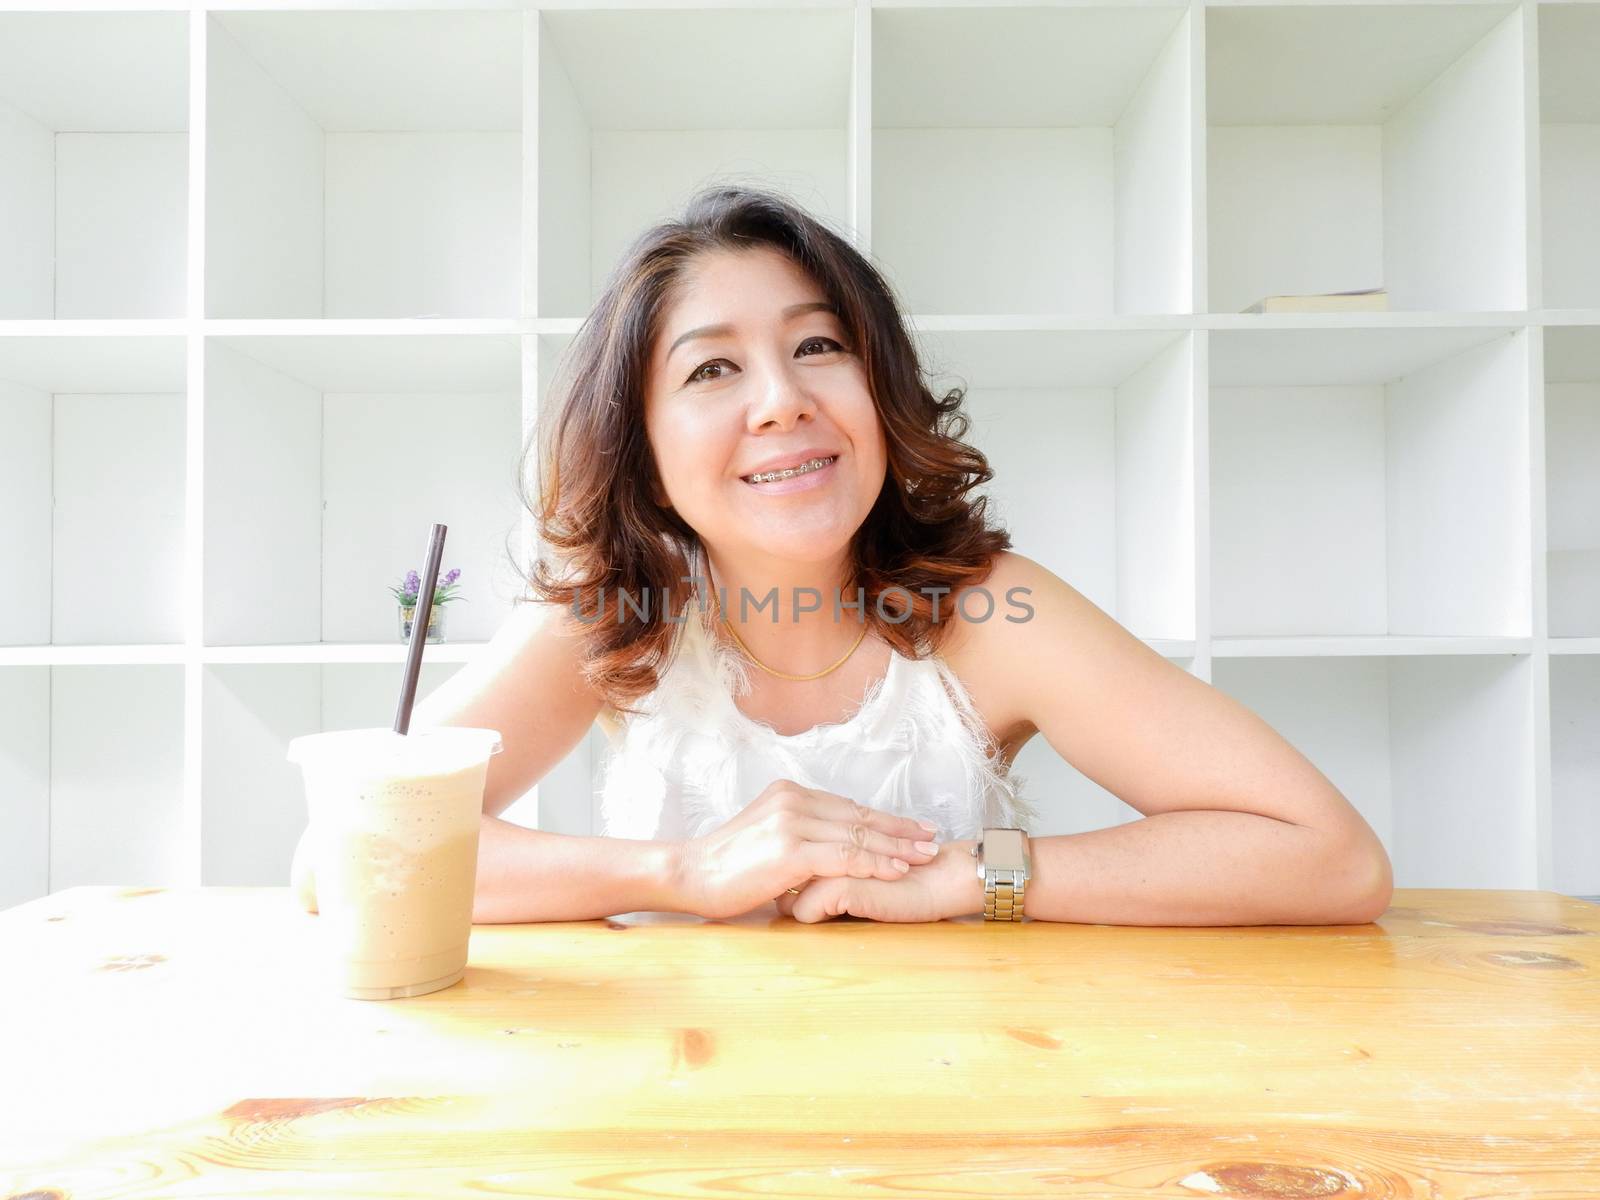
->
<box><xmin>287</xmin><ymin>726</ymin><xmax>503</xmax><ymax>1000</ymax></box>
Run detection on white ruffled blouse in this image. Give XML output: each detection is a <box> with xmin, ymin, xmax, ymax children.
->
<box><xmin>593</xmin><ymin>568</ymin><xmax>1038</xmax><ymax>846</ymax></box>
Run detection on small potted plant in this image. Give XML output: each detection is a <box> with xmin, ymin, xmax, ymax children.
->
<box><xmin>390</xmin><ymin>567</ymin><xmax>463</xmax><ymax>643</ymax></box>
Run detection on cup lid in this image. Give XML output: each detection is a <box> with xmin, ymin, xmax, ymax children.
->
<box><xmin>286</xmin><ymin>726</ymin><xmax>503</xmax><ymax>776</ymax></box>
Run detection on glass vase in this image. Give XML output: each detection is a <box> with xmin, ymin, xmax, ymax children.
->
<box><xmin>398</xmin><ymin>603</ymin><xmax>447</xmax><ymax>644</ymax></box>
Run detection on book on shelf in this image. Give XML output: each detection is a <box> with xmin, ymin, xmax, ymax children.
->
<box><xmin>1242</xmin><ymin>287</ymin><xmax>1388</xmax><ymax>314</ymax></box>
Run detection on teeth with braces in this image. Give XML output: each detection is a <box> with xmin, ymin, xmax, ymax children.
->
<box><xmin>746</xmin><ymin>456</ymin><xmax>835</xmax><ymax>484</ymax></box>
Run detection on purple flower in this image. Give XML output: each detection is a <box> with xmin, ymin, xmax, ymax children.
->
<box><xmin>392</xmin><ymin>565</ymin><xmax>463</xmax><ymax>609</ymax></box>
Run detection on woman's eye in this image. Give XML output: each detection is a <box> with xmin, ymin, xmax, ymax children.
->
<box><xmin>685</xmin><ymin>338</ymin><xmax>845</xmax><ymax>385</ymax></box>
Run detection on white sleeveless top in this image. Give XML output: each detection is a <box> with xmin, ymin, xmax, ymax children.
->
<box><xmin>592</xmin><ymin>562</ymin><xmax>1039</xmax><ymax>846</ymax></box>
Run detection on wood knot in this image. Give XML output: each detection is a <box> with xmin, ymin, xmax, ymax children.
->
<box><xmin>223</xmin><ymin>1097</ymin><xmax>371</xmax><ymax>1122</ymax></box>
<box><xmin>670</xmin><ymin>1028</ymin><xmax>715</xmax><ymax>1071</ymax></box>
<box><xmin>1004</xmin><ymin>1027</ymin><xmax>1063</xmax><ymax>1050</ymax></box>
<box><xmin>1481</xmin><ymin>949</ymin><xmax>1585</xmax><ymax>970</ymax></box>
<box><xmin>1184</xmin><ymin>1162</ymin><xmax>1361</xmax><ymax>1197</ymax></box>
<box><xmin>97</xmin><ymin>953</ymin><xmax>167</xmax><ymax>972</ymax></box>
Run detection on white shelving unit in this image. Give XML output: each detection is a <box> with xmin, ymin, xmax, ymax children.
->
<box><xmin>2</xmin><ymin>0</ymin><xmax>1595</xmax><ymax>912</ymax></box>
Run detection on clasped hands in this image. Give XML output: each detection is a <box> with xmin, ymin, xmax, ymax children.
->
<box><xmin>673</xmin><ymin>779</ymin><xmax>983</xmax><ymax>924</ymax></box>
<box><xmin>774</xmin><ymin>834</ymin><xmax>981</xmax><ymax>923</ymax></box>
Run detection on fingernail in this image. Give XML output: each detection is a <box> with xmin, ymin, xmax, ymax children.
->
<box><xmin>918</xmin><ymin>821</ymin><xmax>938</xmax><ymax>835</ymax></box>
<box><xmin>893</xmin><ymin>859</ymin><xmax>910</xmax><ymax>872</ymax></box>
<box><xmin>914</xmin><ymin>840</ymin><xmax>939</xmax><ymax>855</ymax></box>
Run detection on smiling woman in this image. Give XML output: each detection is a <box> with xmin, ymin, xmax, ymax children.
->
<box><xmin>388</xmin><ymin>183</ymin><xmax>1393</xmax><ymax>929</ymax></box>
<box><xmin>506</xmin><ymin>188</ymin><xmax>1046</xmax><ymax>916</ymax></box>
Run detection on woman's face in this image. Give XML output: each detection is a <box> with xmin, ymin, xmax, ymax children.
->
<box><xmin>644</xmin><ymin>246</ymin><xmax>887</xmax><ymax>569</ymax></box>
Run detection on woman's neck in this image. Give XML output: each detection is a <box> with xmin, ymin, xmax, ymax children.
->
<box><xmin>697</xmin><ymin>543</ymin><xmax>868</xmax><ymax>675</ymax></box>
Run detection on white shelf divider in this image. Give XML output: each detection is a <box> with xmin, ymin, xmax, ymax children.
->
<box><xmin>183</xmin><ymin>4</ymin><xmax>208</xmax><ymax>891</ymax></box>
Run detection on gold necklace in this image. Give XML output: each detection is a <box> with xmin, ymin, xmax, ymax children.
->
<box><xmin>708</xmin><ymin>578</ymin><xmax>867</xmax><ymax>682</ymax></box>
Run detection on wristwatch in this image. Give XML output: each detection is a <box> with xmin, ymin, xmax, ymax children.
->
<box><xmin>971</xmin><ymin>827</ymin><xmax>1030</xmax><ymax>921</ymax></box>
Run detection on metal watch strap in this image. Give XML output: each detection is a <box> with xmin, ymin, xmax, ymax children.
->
<box><xmin>972</xmin><ymin>832</ymin><xmax>1027</xmax><ymax>922</ymax></box>
<box><xmin>984</xmin><ymin>866</ymin><xmax>1026</xmax><ymax>921</ymax></box>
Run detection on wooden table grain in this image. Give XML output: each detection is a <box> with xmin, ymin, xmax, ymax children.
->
<box><xmin>2</xmin><ymin>886</ymin><xmax>1598</xmax><ymax>1198</ymax></box>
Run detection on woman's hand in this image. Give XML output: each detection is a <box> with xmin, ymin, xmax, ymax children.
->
<box><xmin>776</xmin><ymin>837</ymin><xmax>982</xmax><ymax>923</ymax></box>
<box><xmin>671</xmin><ymin>780</ymin><xmax>942</xmax><ymax>920</ymax></box>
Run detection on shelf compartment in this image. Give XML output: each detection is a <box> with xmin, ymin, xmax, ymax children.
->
<box><xmin>203</xmin><ymin>334</ymin><xmax>523</xmax><ymax>647</ymax></box>
<box><xmin>1550</xmin><ymin>655</ymin><xmax>1600</xmax><ymax>899</ymax></box>
<box><xmin>1209</xmin><ymin>325</ymin><xmax>1531</xmax><ymax>638</ymax></box>
<box><xmin>873</xmin><ymin>5</ymin><xmax>1192</xmax><ymax>316</ymax></box>
<box><xmin>1545</xmin><ymin>325</ymin><xmax>1600</xmax><ymax>637</ymax></box>
<box><xmin>1206</xmin><ymin>4</ymin><xmax>1526</xmax><ymax>314</ymax></box>
<box><xmin>1212</xmin><ymin>653</ymin><xmax>1536</xmax><ymax>889</ymax></box>
<box><xmin>206</xmin><ymin>10</ymin><xmax>521</xmax><ymax>319</ymax></box>
<box><xmin>1539</xmin><ymin>4</ymin><xmax>1600</xmax><ymax>309</ymax></box>
<box><xmin>909</xmin><ymin>328</ymin><xmax>1197</xmax><ymax>642</ymax></box>
<box><xmin>537</xmin><ymin>7</ymin><xmax>853</xmax><ymax>319</ymax></box>
<box><xmin>0</xmin><ymin>336</ymin><xmax>186</xmax><ymax>647</ymax></box>
<box><xmin>200</xmin><ymin>661</ymin><xmax>466</xmax><ymax>886</ymax></box>
<box><xmin>0</xmin><ymin>12</ymin><xmax>188</xmax><ymax>319</ymax></box>
<box><xmin>0</xmin><ymin>665</ymin><xmax>185</xmax><ymax>908</ymax></box>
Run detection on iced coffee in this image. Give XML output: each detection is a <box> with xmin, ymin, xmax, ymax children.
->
<box><xmin>288</xmin><ymin>727</ymin><xmax>502</xmax><ymax>1000</ymax></box>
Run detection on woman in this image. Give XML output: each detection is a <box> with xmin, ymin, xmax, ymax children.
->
<box><xmin>294</xmin><ymin>186</ymin><xmax>1392</xmax><ymax>928</ymax></box>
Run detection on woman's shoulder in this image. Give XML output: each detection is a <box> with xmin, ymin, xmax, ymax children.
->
<box><xmin>939</xmin><ymin>549</ymin><xmax>1169</xmax><ymax>761</ymax></box>
<box><xmin>931</xmin><ymin>549</ymin><xmax>1038</xmax><ymax>660</ymax></box>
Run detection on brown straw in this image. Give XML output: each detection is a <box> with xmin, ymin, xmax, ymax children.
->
<box><xmin>393</xmin><ymin>523</ymin><xmax>447</xmax><ymax>736</ymax></box>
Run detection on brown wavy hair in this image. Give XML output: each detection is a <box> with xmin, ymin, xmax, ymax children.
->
<box><xmin>514</xmin><ymin>184</ymin><xmax>1012</xmax><ymax>717</ymax></box>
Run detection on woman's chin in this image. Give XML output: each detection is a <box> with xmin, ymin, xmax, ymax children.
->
<box><xmin>727</xmin><ymin>517</ymin><xmax>858</xmax><ymax>561</ymax></box>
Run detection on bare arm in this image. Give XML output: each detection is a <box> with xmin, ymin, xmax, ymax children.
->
<box><xmin>949</xmin><ymin>553</ymin><xmax>1393</xmax><ymax>925</ymax></box>
<box><xmin>409</xmin><ymin>598</ymin><xmax>691</xmax><ymax>922</ymax></box>
<box><xmin>469</xmin><ymin>820</ymin><xmax>684</xmax><ymax>923</ymax></box>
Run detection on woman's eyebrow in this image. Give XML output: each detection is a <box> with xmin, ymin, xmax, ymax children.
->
<box><xmin>666</xmin><ymin>301</ymin><xmax>838</xmax><ymax>362</ymax></box>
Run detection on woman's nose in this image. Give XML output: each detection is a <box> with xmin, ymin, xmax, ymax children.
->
<box><xmin>746</xmin><ymin>360</ymin><xmax>817</xmax><ymax>429</ymax></box>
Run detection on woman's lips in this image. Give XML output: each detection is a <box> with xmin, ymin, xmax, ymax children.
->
<box><xmin>740</xmin><ymin>455</ymin><xmax>839</xmax><ymax>495</ymax></box>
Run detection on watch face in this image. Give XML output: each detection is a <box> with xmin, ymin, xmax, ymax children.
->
<box><xmin>982</xmin><ymin>828</ymin><xmax>1027</xmax><ymax>873</ymax></box>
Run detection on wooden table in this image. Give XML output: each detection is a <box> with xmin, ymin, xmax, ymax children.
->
<box><xmin>2</xmin><ymin>887</ymin><xmax>1598</xmax><ymax>1197</ymax></box>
